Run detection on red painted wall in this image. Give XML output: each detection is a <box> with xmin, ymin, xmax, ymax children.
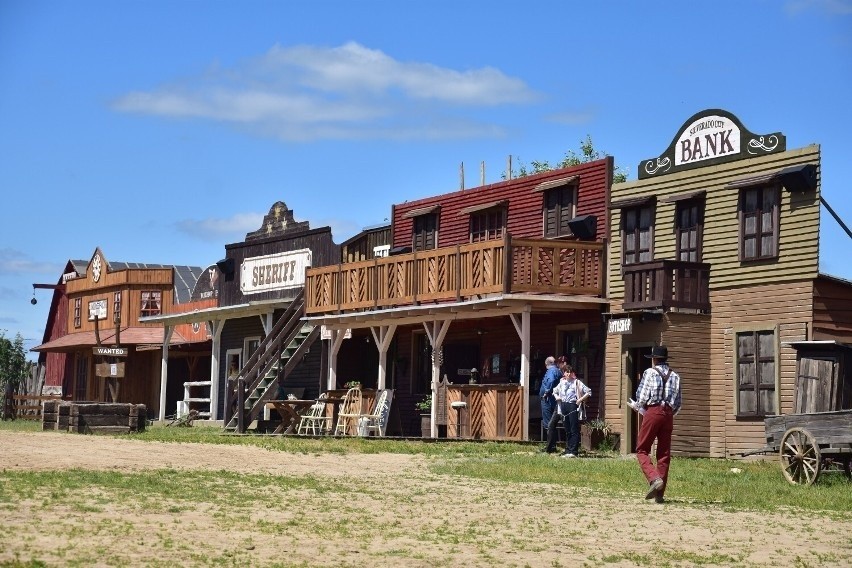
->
<box><xmin>391</xmin><ymin>157</ymin><xmax>612</xmax><ymax>248</ymax></box>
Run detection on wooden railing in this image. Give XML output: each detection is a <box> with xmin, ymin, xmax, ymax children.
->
<box><xmin>305</xmin><ymin>235</ymin><xmax>605</xmax><ymax>314</ymax></box>
<box><xmin>622</xmin><ymin>259</ymin><xmax>710</xmax><ymax>312</ymax></box>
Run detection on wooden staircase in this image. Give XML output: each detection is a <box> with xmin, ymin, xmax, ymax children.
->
<box><xmin>224</xmin><ymin>291</ymin><xmax>319</xmax><ymax>432</ymax></box>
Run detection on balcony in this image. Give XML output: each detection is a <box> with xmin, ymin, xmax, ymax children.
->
<box><xmin>305</xmin><ymin>235</ymin><xmax>605</xmax><ymax>314</ymax></box>
<box><xmin>622</xmin><ymin>259</ymin><xmax>710</xmax><ymax>313</ymax></box>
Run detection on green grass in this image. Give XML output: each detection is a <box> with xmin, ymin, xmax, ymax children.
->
<box><xmin>5</xmin><ymin>421</ymin><xmax>851</xmax><ymax>514</ymax></box>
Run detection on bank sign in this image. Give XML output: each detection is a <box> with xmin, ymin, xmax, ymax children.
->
<box><xmin>240</xmin><ymin>249</ymin><xmax>312</xmax><ymax>295</ymax></box>
<box><xmin>638</xmin><ymin>109</ymin><xmax>785</xmax><ymax>179</ymax></box>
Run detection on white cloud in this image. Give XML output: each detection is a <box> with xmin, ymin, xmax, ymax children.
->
<box><xmin>785</xmin><ymin>0</ymin><xmax>852</xmax><ymax>14</ymax></box>
<box><xmin>175</xmin><ymin>212</ymin><xmax>265</xmax><ymax>241</ymax></box>
<box><xmin>0</xmin><ymin>249</ymin><xmax>60</xmax><ymax>275</ymax></box>
<box><xmin>112</xmin><ymin>42</ymin><xmax>539</xmax><ymax>141</ymax></box>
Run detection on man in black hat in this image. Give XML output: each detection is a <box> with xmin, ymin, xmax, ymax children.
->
<box><xmin>634</xmin><ymin>345</ymin><xmax>682</xmax><ymax>503</ymax></box>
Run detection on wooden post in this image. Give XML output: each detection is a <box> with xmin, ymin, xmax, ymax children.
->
<box><xmin>237</xmin><ymin>377</ymin><xmax>245</xmax><ymax>433</ymax></box>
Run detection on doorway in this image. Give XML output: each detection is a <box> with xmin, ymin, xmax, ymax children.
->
<box><xmin>626</xmin><ymin>345</ymin><xmax>652</xmax><ymax>453</ymax></box>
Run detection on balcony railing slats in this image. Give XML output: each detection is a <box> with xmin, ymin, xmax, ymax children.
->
<box><xmin>305</xmin><ymin>236</ymin><xmax>604</xmax><ymax>314</ymax></box>
<box><xmin>622</xmin><ymin>260</ymin><xmax>710</xmax><ymax>312</ymax></box>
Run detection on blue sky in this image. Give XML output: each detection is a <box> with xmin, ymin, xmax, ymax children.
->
<box><xmin>1</xmin><ymin>0</ymin><xmax>851</xmax><ymax>357</ymax></box>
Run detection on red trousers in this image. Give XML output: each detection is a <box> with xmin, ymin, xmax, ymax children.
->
<box><xmin>636</xmin><ymin>405</ymin><xmax>673</xmax><ymax>496</ymax></box>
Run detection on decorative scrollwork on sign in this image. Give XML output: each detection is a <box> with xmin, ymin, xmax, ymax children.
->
<box><xmin>644</xmin><ymin>156</ymin><xmax>671</xmax><ymax>176</ymax></box>
<box><xmin>747</xmin><ymin>135</ymin><xmax>779</xmax><ymax>154</ymax></box>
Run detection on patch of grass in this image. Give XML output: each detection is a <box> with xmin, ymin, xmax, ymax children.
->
<box><xmin>431</xmin><ymin>453</ymin><xmax>852</xmax><ymax>514</ymax></box>
<box><xmin>0</xmin><ymin>420</ymin><xmax>42</xmax><ymax>433</ymax></box>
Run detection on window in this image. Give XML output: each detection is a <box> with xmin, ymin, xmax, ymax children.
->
<box><xmin>113</xmin><ymin>291</ymin><xmax>122</xmax><ymax>324</ymax></box>
<box><xmin>244</xmin><ymin>336</ymin><xmax>261</xmax><ymax>363</ymax></box>
<box><xmin>543</xmin><ymin>185</ymin><xmax>576</xmax><ymax>238</ymax></box>
<box><xmin>74</xmin><ymin>354</ymin><xmax>88</xmax><ymax>400</ymax></box>
<box><xmin>412</xmin><ymin>213</ymin><xmax>438</xmax><ymax>251</ymax></box>
<box><xmin>470</xmin><ymin>208</ymin><xmax>505</xmax><ymax>242</ymax></box>
<box><xmin>736</xmin><ymin>329</ymin><xmax>777</xmax><ymax>418</ymax></box>
<box><xmin>73</xmin><ymin>298</ymin><xmax>82</xmax><ymax>328</ymax></box>
<box><xmin>622</xmin><ymin>205</ymin><xmax>654</xmax><ymax>264</ymax></box>
<box><xmin>740</xmin><ymin>185</ymin><xmax>779</xmax><ymax>261</ymax></box>
<box><xmin>676</xmin><ymin>198</ymin><xmax>704</xmax><ymax>262</ymax></box>
<box><xmin>140</xmin><ymin>290</ymin><xmax>162</xmax><ymax>317</ymax></box>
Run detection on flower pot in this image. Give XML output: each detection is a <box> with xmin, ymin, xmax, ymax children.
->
<box><xmin>581</xmin><ymin>424</ymin><xmax>605</xmax><ymax>451</ymax></box>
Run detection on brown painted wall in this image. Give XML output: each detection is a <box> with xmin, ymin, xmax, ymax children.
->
<box><xmin>220</xmin><ymin>227</ymin><xmax>340</xmax><ymax>307</ymax></box>
<box><xmin>608</xmin><ymin>145</ymin><xmax>821</xmax><ymax>298</ymax></box>
<box><xmin>813</xmin><ymin>276</ymin><xmax>852</xmax><ymax>342</ymax></box>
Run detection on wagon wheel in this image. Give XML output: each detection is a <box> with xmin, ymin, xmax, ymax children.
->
<box><xmin>780</xmin><ymin>427</ymin><xmax>821</xmax><ymax>486</ymax></box>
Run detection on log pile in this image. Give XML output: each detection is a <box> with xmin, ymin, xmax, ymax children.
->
<box><xmin>43</xmin><ymin>401</ymin><xmax>147</xmax><ymax>434</ymax></box>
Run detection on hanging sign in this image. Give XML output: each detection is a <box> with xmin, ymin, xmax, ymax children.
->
<box><xmin>638</xmin><ymin>109</ymin><xmax>786</xmax><ymax>179</ymax></box>
<box><xmin>240</xmin><ymin>249</ymin><xmax>312</xmax><ymax>295</ymax></box>
<box><xmin>93</xmin><ymin>346</ymin><xmax>128</xmax><ymax>357</ymax></box>
<box><xmin>321</xmin><ymin>325</ymin><xmax>352</xmax><ymax>340</ymax></box>
<box><xmin>607</xmin><ymin>317</ymin><xmax>633</xmax><ymax>335</ymax></box>
<box><xmin>96</xmin><ymin>362</ymin><xmax>125</xmax><ymax>378</ymax></box>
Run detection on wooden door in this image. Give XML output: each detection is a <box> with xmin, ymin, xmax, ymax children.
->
<box><xmin>795</xmin><ymin>356</ymin><xmax>840</xmax><ymax>413</ymax></box>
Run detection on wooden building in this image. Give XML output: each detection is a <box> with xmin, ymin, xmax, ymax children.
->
<box><xmin>33</xmin><ymin>259</ymin><xmax>88</xmax><ymax>397</ymax></box>
<box><xmin>603</xmin><ymin>109</ymin><xmax>852</xmax><ymax>458</ymax></box>
<box><xmin>31</xmin><ymin>248</ymin><xmax>204</xmax><ymax>418</ymax></box>
<box><xmin>144</xmin><ymin>201</ymin><xmax>362</xmax><ymax>427</ymax></box>
<box><xmin>305</xmin><ymin>158</ymin><xmax>613</xmax><ymax>439</ymax></box>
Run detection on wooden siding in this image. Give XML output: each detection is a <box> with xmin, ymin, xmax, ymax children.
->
<box><xmin>602</xmin><ymin>311</ymin><xmax>711</xmax><ymax>456</ymax></box>
<box><xmin>42</xmin><ymin>290</ymin><xmax>71</xmax><ymax>390</ymax></box>
<box><xmin>813</xmin><ymin>276</ymin><xmax>852</xmax><ymax>342</ymax></box>
<box><xmin>65</xmin><ymin>285</ymin><xmax>177</xmax><ymax>333</ymax></box>
<box><xmin>216</xmin><ymin>315</ymin><xmax>266</xmax><ymax>418</ymax></box>
<box><xmin>608</xmin><ymin>145</ymin><xmax>821</xmax><ymax>299</ymax></box>
<box><xmin>169</xmin><ymin>298</ymin><xmax>218</xmax><ymax>344</ymax></box>
<box><xmin>341</xmin><ymin>226</ymin><xmax>392</xmax><ymax>263</ymax></box>
<box><xmin>220</xmin><ymin>227</ymin><xmax>340</xmax><ymax>307</ymax></box>
<box><xmin>713</xmin><ymin>282</ymin><xmax>812</xmax><ymax>457</ymax></box>
<box><xmin>392</xmin><ymin>158</ymin><xmax>612</xmax><ymax>248</ymax></box>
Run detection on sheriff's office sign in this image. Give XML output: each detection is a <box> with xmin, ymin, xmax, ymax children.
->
<box><xmin>638</xmin><ymin>109</ymin><xmax>786</xmax><ymax>179</ymax></box>
<box><xmin>240</xmin><ymin>249</ymin><xmax>312</xmax><ymax>295</ymax></box>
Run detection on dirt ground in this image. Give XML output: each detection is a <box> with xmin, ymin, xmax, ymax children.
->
<box><xmin>1</xmin><ymin>431</ymin><xmax>850</xmax><ymax>567</ymax></box>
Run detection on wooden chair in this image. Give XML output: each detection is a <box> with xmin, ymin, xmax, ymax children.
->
<box><xmin>297</xmin><ymin>393</ymin><xmax>331</xmax><ymax>436</ymax></box>
<box><xmin>359</xmin><ymin>389</ymin><xmax>389</xmax><ymax>437</ymax></box>
<box><xmin>334</xmin><ymin>387</ymin><xmax>363</xmax><ymax>436</ymax></box>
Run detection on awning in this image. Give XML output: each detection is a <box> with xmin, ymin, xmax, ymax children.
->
<box><xmin>402</xmin><ymin>204</ymin><xmax>440</xmax><ymax>218</ymax></box>
<box><xmin>726</xmin><ymin>163</ymin><xmax>817</xmax><ymax>192</ymax></box>
<box><xmin>31</xmin><ymin>327</ymin><xmax>189</xmax><ymax>353</ymax></box>
<box><xmin>458</xmin><ymin>200</ymin><xmax>508</xmax><ymax>216</ymax></box>
<box><xmin>533</xmin><ymin>175</ymin><xmax>578</xmax><ymax>193</ymax></box>
<box><xmin>610</xmin><ymin>196</ymin><xmax>656</xmax><ymax>209</ymax></box>
<box><xmin>661</xmin><ymin>190</ymin><xmax>706</xmax><ymax>203</ymax></box>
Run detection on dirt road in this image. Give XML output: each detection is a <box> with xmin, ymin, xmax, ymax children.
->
<box><xmin>1</xmin><ymin>431</ymin><xmax>849</xmax><ymax>567</ymax></box>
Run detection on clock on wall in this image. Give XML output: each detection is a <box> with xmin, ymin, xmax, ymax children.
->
<box><xmin>92</xmin><ymin>254</ymin><xmax>102</xmax><ymax>283</ymax></box>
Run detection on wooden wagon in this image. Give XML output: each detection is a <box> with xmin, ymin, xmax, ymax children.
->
<box><xmin>763</xmin><ymin>410</ymin><xmax>852</xmax><ymax>485</ymax></box>
<box><xmin>752</xmin><ymin>341</ymin><xmax>852</xmax><ymax>485</ymax></box>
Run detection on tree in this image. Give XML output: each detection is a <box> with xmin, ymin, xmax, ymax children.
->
<box><xmin>504</xmin><ymin>134</ymin><xmax>628</xmax><ymax>183</ymax></box>
<box><xmin>1</xmin><ymin>332</ymin><xmax>29</xmax><ymax>420</ymax></box>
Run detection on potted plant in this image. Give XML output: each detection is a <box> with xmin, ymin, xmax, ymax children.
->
<box><xmin>582</xmin><ymin>418</ymin><xmax>616</xmax><ymax>452</ymax></box>
<box><xmin>415</xmin><ymin>394</ymin><xmax>432</xmax><ymax>437</ymax></box>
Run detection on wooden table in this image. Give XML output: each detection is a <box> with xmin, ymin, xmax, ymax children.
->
<box><xmin>266</xmin><ymin>400</ymin><xmax>316</xmax><ymax>435</ymax></box>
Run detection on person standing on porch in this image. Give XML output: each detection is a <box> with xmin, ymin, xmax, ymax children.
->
<box><xmin>538</xmin><ymin>356</ymin><xmax>561</xmax><ymax>453</ymax></box>
<box><xmin>634</xmin><ymin>345</ymin><xmax>682</xmax><ymax>503</ymax></box>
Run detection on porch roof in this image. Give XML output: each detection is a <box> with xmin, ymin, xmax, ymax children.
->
<box><xmin>140</xmin><ymin>298</ymin><xmax>292</xmax><ymax>326</ymax></box>
<box><xmin>304</xmin><ymin>292</ymin><xmax>607</xmax><ymax>330</ymax></box>
<box><xmin>31</xmin><ymin>327</ymin><xmax>189</xmax><ymax>353</ymax></box>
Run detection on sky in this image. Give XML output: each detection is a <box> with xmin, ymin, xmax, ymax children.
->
<box><xmin>1</xmin><ymin>0</ymin><xmax>851</xmax><ymax>358</ymax></box>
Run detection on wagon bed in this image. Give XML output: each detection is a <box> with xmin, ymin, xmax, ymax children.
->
<box><xmin>763</xmin><ymin>409</ymin><xmax>852</xmax><ymax>485</ymax></box>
